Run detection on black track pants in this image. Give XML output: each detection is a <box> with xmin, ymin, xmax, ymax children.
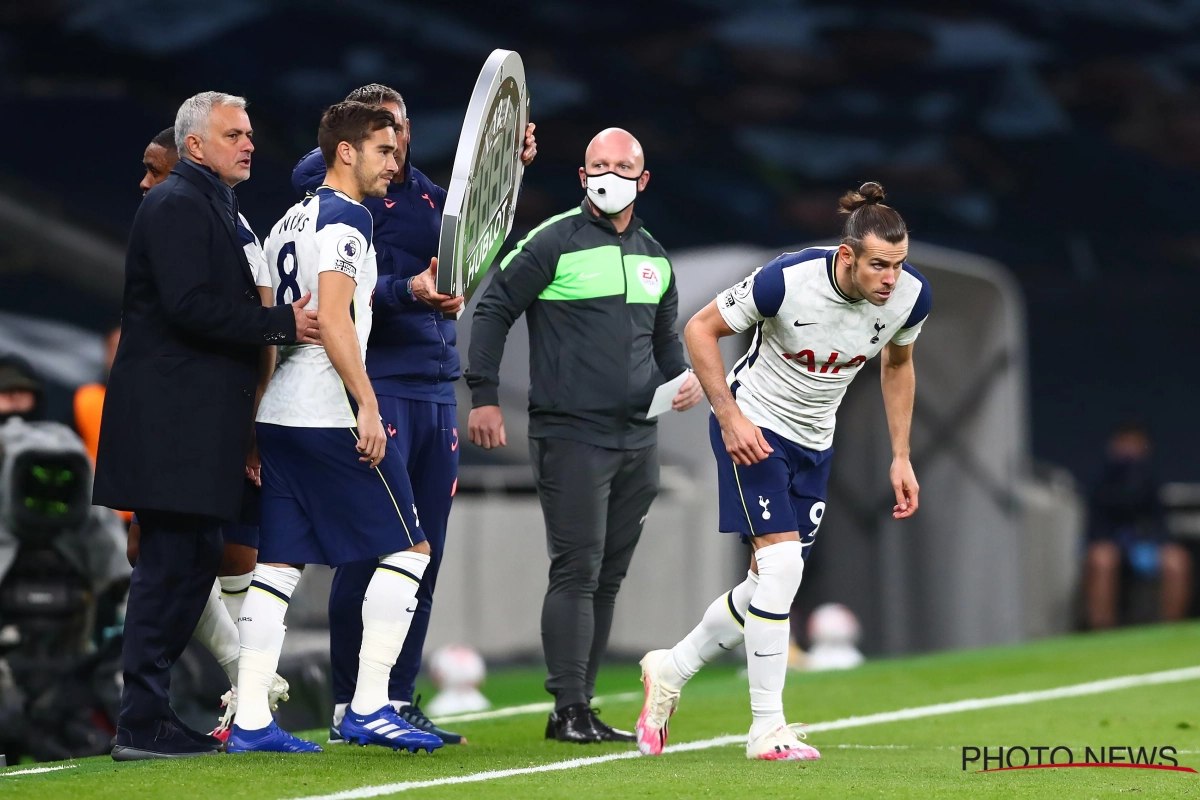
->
<box><xmin>530</xmin><ymin>437</ymin><xmax>659</xmax><ymax>710</ymax></box>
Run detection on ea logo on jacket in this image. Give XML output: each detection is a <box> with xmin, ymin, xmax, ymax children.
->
<box><xmin>638</xmin><ymin>262</ymin><xmax>662</xmax><ymax>297</ymax></box>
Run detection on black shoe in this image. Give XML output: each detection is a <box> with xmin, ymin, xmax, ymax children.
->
<box><xmin>395</xmin><ymin>695</ymin><xmax>466</xmax><ymax>745</ymax></box>
<box><xmin>111</xmin><ymin>720</ymin><xmax>220</xmax><ymax>761</ymax></box>
<box><xmin>588</xmin><ymin>706</ymin><xmax>636</xmax><ymax>743</ymax></box>
<box><xmin>169</xmin><ymin>708</ymin><xmax>222</xmax><ymax>750</ymax></box>
<box><xmin>545</xmin><ymin>702</ymin><xmax>603</xmax><ymax>743</ymax></box>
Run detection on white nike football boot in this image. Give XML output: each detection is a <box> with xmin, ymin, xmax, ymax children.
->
<box><xmin>746</xmin><ymin>724</ymin><xmax>821</xmax><ymax>761</ymax></box>
<box><xmin>636</xmin><ymin>649</ymin><xmax>681</xmax><ymax>755</ymax></box>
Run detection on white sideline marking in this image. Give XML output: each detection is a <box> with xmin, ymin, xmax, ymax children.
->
<box><xmin>430</xmin><ymin>691</ymin><xmax>640</xmax><ymax>725</ymax></box>
<box><xmin>282</xmin><ymin>664</ymin><xmax>1200</xmax><ymax>800</ymax></box>
<box><xmin>1</xmin><ymin>765</ymin><xmax>78</xmax><ymax>777</ymax></box>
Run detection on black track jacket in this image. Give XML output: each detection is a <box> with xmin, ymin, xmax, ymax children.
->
<box><xmin>466</xmin><ymin>199</ymin><xmax>689</xmax><ymax>449</ymax></box>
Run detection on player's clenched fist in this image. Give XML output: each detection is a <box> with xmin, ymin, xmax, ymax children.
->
<box><xmin>468</xmin><ymin>405</ymin><xmax>507</xmax><ymax>450</ymax></box>
<box><xmin>719</xmin><ymin>410</ymin><xmax>774</xmax><ymax>466</ymax></box>
<box><xmin>356</xmin><ymin>407</ymin><xmax>387</xmax><ymax>467</ymax></box>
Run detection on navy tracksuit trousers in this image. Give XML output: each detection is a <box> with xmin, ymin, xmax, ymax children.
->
<box><xmin>328</xmin><ymin>396</ymin><xmax>458</xmax><ymax>704</ymax></box>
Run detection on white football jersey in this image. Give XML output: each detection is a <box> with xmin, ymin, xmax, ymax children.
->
<box><xmin>256</xmin><ymin>186</ymin><xmax>377</xmax><ymax>428</ymax></box>
<box><xmin>235</xmin><ymin>212</ymin><xmax>272</xmax><ymax>289</ymax></box>
<box><xmin>717</xmin><ymin>246</ymin><xmax>931</xmax><ymax>451</ymax></box>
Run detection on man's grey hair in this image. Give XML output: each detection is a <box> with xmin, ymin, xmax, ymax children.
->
<box><xmin>174</xmin><ymin>91</ymin><xmax>248</xmax><ymax>154</ymax></box>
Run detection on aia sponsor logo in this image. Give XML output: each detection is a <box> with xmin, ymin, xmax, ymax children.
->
<box><xmin>962</xmin><ymin>744</ymin><xmax>1193</xmax><ymax>773</ymax></box>
<box><xmin>782</xmin><ymin>350</ymin><xmax>866</xmax><ymax>374</ymax></box>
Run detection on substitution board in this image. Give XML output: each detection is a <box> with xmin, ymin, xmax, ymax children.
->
<box><xmin>436</xmin><ymin>49</ymin><xmax>530</xmax><ymax>316</ymax></box>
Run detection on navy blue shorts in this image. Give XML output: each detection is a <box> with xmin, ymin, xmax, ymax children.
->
<box><xmin>256</xmin><ymin>422</ymin><xmax>425</xmax><ymax>567</ymax></box>
<box><xmin>709</xmin><ymin>413</ymin><xmax>832</xmax><ymax>554</ymax></box>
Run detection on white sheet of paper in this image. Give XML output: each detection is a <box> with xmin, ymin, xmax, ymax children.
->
<box><xmin>646</xmin><ymin>371</ymin><xmax>691</xmax><ymax>418</ymax></box>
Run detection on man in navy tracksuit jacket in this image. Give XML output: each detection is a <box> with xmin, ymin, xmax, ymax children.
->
<box><xmin>293</xmin><ymin>84</ymin><xmax>536</xmax><ymax>744</ymax></box>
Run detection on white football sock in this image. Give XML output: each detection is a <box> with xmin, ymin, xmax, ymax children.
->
<box><xmin>744</xmin><ymin>541</ymin><xmax>804</xmax><ymax>740</ymax></box>
<box><xmin>220</xmin><ymin>572</ymin><xmax>253</xmax><ymax>623</ymax></box>
<box><xmin>661</xmin><ymin>570</ymin><xmax>759</xmax><ymax>689</ymax></box>
<box><xmin>235</xmin><ymin>564</ymin><xmax>301</xmax><ymax>731</ymax></box>
<box><xmin>193</xmin><ymin>579</ymin><xmax>240</xmax><ymax>685</ymax></box>
<box><xmin>349</xmin><ymin>550</ymin><xmax>430</xmax><ymax>716</ymax></box>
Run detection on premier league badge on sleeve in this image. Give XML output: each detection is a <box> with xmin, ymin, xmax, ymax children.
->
<box><xmin>334</xmin><ymin>234</ymin><xmax>363</xmax><ymax>278</ymax></box>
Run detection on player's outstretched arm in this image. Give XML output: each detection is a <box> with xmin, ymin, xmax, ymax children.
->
<box><xmin>318</xmin><ymin>271</ymin><xmax>386</xmax><ymax>468</ymax></box>
<box><xmin>881</xmin><ymin>340</ymin><xmax>919</xmax><ymax>518</ymax></box>
<box><xmin>684</xmin><ymin>301</ymin><xmax>773</xmax><ymax>466</ymax></box>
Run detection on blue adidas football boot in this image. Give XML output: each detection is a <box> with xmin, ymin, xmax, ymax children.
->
<box><xmin>338</xmin><ymin>705</ymin><xmax>443</xmax><ymax>753</ymax></box>
<box><xmin>226</xmin><ymin>721</ymin><xmax>323</xmax><ymax>753</ymax></box>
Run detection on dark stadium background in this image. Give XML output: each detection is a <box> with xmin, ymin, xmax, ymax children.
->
<box><xmin>1</xmin><ymin>0</ymin><xmax>1197</xmax><ymax>484</ymax></box>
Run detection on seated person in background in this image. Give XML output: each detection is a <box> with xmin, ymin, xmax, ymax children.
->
<box><xmin>1085</xmin><ymin>422</ymin><xmax>1192</xmax><ymax>628</ymax></box>
<box><xmin>0</xmin><ymin>354</ymin><xmax>43</xmax><ymax>423</ymax></box>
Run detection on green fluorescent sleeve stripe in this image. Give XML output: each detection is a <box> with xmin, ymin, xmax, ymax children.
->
<box><xmin>499</xmin><ymin>207</ymin><xmax>582</xmax><ymax>270</ymax></box>
<box><xmin>624</xmin><ymin>255</ymin><xmax>671</xmax><ymax>303</ymax></box>
<box><xmin>539</xmin><ymin>246</ymin><xmax>625</xmax><ymax>301</ymax></box>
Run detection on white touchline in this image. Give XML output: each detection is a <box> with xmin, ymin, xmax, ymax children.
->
<box><xmin>430</xmin><ymin>692</ymin><xmax>641</xmax><ymax>725</ymax></box>
<box><xmin>1</xmin><ymin>765</ymin><xmax>78</xmax><ymax>777</ymax></box>
<box><xmin>282</xmin><ymin>664</ymin><xmax>1200</xmax><ymax>800</ymax></box>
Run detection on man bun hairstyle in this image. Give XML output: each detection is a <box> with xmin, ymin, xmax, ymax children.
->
<box><xmin>839</xmin><ymin>181</ymin><xmax>908</xmax><ymax>253</ymax></box>
<box><xmin>318</xmin><ymin>101</ymin><xmax>398</xmax><ymax>169</ymax></box>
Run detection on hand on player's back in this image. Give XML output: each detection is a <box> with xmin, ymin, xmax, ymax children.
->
<box><xmin>720</xmin><ymin>410</ymin><xmax>774</xmax><ymax>466</ymax></box>
<box><xmin>411</xmin><ymin>257</ymin><xmax>465</xmax><ymax>314</ymax></box>
<box><xmin>291</xmin><ymin>292</ymin><xmax>321</xmax><ymax>344</ymax></box>
<box><xmin>468</xmin><ymin>405</ymin><xmax>506</xmax><ymax>449</ymax></box>
<box><xmin>356</xmin><ymin>407</ymin><xmax>387</xmax><ymax>467</ymax></box>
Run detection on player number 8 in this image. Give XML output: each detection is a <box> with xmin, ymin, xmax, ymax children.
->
<box><xmin>275</xmin><ymin>242</ymin><xmax>301</xmax><ymax>306</ymax></box>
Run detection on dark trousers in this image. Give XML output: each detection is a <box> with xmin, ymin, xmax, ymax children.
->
<box><xmin>531</xmin><ymin>437</ymin><xmax>659</xmax><ymax>710</ymax></box>
<box><xmin>119</xmin><ymin>510</ymin><xmax>223</xmax><ymax>729</ymax></box>
<box><xmin>328</xmin><ymin>397</ymin><xmax>458</xmax><ymax>704</ymax></box>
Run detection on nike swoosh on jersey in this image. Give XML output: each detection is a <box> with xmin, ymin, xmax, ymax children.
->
<box><xmin>753</xmin><ymin>650</ymin><xmax>783</xmax><ymax>657</ymax></box>
<box><xmin>718</xmin><ymin>643</ymin><xmax>736</xmax><ymax>651</ymax></box>
<box><xmin>794</xmin><ymin>321</ymin><xmax>817</xmax><ymax>327</ymax></box>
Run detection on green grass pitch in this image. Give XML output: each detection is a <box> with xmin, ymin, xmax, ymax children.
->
<box><xmin>4</xmin><ymin>622</ymin><xmax>1200</xmax><ymax>799</ymax></box>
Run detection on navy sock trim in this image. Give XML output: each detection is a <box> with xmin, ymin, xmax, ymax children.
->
<box><xmin>377</xmin><ymin>563</ymin><xmax>422</xmax><ymax>584</ymax></box>
<box><xmin>726</xmin><ymin>591</ymin><xmax>745</xmax><ymax>627</ymax></box>
<box><xmin>747</xmin><ymin>604</ymin><xmax>788</xmax><ymax>621</ymax></box>
<box><xmin>222</xmin><ymin>586</ymin><xmax>249</xmax><ymax>595</ymax></box>
<box><xmin>250</xmin><ymin>580</ymin><xmax>290</xmax><ymax>604</ymax></box>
